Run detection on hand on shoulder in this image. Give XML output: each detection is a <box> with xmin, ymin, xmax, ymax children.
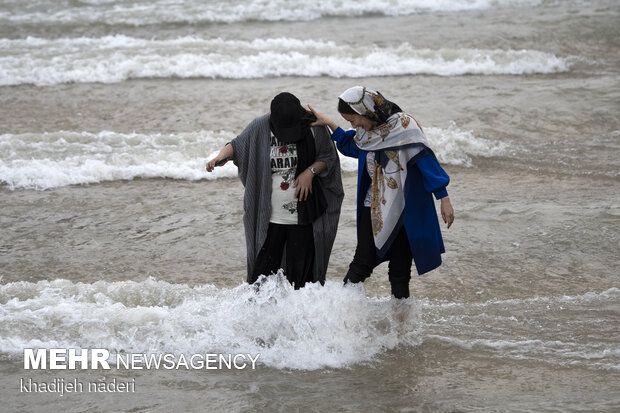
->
<box><xmin>308</xmin><ymin>105</ymin><xmax>338</xmax><ymax>131</ymax></box>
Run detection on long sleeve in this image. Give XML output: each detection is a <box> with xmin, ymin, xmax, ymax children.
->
<box><xmin>231</xmin><ymin>116</ymin><xmax>264</xmax><ymax>187</ymax></box>
<box><xmin>416</xmin><ymin>153</ymin><xmax>450</xmax><ymax>200</ymax></box>
<box><xmin>331</xmin><ymin>127</ymin><xmax>360</xmax><ymax>158</ymax></box>
<box><xmin>227</xmin><ymin>115</ymin><xmax>273</xmax><ymax>282</ymax></box>
<box><xmin>312</xmin><ymin>125</ymin><xmax>338</xmax><ymax>176</ymax></box>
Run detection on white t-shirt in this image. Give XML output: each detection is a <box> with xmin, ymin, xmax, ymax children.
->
<box><xmin>269</xmin><ymin>134</ymin><xmax>299</xmax><ymax>224</ymax></box>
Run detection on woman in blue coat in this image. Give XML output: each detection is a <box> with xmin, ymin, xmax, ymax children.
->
<box><xmin>310</xmin><ymin>86</ymin><xmax>454</xmax><ymax>299</ymax></box>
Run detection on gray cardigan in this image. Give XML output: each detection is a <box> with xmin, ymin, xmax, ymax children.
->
<box><xmin>231</xmin><ymin>114</ymin><xmax>344</xmax><ymax>283</ymax></box>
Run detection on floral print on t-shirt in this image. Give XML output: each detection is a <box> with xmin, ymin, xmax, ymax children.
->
<box><xmin>270</xmin><ymin>135</ymin><xmax>299</xmax><ymax>223</ymax></box>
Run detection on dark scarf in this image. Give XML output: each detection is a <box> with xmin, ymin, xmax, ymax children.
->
<box><xmin>269</xmin><ymin>113</ymin><xmax>326</xmax><ymax>224</ymax></box>
<box><xmin>363</xmin><ymin>94</ymin><xmax>402</xmax><ymax>125</ymax></box>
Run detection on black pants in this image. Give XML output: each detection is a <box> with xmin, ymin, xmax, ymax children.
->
<box><xmin>345</xmin><ymin>207</ymin><xmax>412</xmax><ymax>299</ymax></box>
<box><xmin>251</xmin><ymin>223</ymin><xmax>315</xmax><ymax>289</ymax></box>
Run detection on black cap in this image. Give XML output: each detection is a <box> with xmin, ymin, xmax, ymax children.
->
<box><xmin>270</xmin><ymin>92</ymin><xmax>306</xmax><ymax>143</ymax></box>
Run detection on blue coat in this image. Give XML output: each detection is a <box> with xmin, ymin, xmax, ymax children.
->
<box><xmin>332</xmin><ymin>127</ymin><xmax>449</xmax><ymax>275</ymax></box>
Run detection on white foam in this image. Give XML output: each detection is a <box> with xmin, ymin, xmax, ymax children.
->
<box><xmin>425</xmin><ymin>122</ymin><xmax>513</xmax><ymax>167</ymax></box>
<box><xmin>0</xmin><ymin>125</ymin><xmax>512</xmax><ymax>190</ymax></box>
<box><xmin>1</xmin><ymin>278</ymin><xmax>617</xmax><ymax>370</ymax></box>
<box><xmin>0</xmin><ymin>275</ymin><xmax>421</xmax><ymax>370</ymax></box>
<box><xmin>0</xmin><ymin>130</ymin><xmax>238</xmax><ymax>190</ymax></box>
<box><xmin>0</xmin><ymin>0</ymin><xmax>555</xmax><ymax>25</ymax></box>
<box><xmin>0</xmin><ymin>36</ymin><xmax>574</xmax><ymax>86</ymax></box>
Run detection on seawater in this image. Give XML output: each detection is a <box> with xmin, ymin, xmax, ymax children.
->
<box><xmin>2</xmin><ymin>276</ymin><xmax>618</xmax><ymax>372</ymax></box>
<box><xmin>1</xmin><ymin>0</ymin><xmax>619</xmax><ymax>411</ymax></box>
<box><xmin>0</xmin><ymin>125</ymin><xmax>508</xmax><ymax>190</ymax></box>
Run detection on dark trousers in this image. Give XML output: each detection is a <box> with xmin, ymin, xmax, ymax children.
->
<box><xmin>345</xmin><ymin>207</ymin><xmax>412</xmax><ymax>299</ymax></box>
<box><xmin>251</xmin><ymin>223</ymin><xmax>315</xmax><ymax>289</ymax></box>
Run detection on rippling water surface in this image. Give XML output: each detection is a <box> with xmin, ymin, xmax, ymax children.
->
<box><xmin>1</xmin><ymin>0</ymin><xmax>619</xmax><ymax>411</ymax></box>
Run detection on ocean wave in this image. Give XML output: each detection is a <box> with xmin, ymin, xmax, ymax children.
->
<box><xmin>0</xmin><ymin>36</ymin><xmax>574</xmax><ymax>85</ymax></box>
<box><xmin>425</xmin><ymin>122</ymin><xmax>513</xmax><ymax>167</ymax></box>
<box><xmin>0</xmin><ymin>126</ymin><xmax>510</xmax><ymax>190</ymax></box>
<box><xmin>1</xmin><ymin>277</ymin><xmax>617</xmax><ymax>371</ymax></box>
<box><xmin>0</xmin><ymin>0</ymin><xmax>569</xmax><ymax>25</ymax></box>
<box><xmin>0</xmin><ymin>130</ymin><xmax>235</xmax><ymax>190</ymax></box>
<box><xmin>0</xmin><ymin>276</ymin><xmax>417</xmax><ymax>370</ymax></box>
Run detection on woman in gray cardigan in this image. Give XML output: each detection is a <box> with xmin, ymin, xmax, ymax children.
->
<box><xmin>206</xmin><ymin>92</ymin><xmax>344</xmax><ymax>289</ymax></box>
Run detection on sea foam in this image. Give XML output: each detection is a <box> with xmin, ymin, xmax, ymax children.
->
<box><xmin>0</xmin><ymin>275</ymin><xmax>420</xmax><ymax>370</ymax></box>
<box><xmin>1</xmin><ymin>0</ymin><xmax>558</xmax><ymax>25</ymax></box>
<box><xmin>0</xmin><ymin>125</ymin><xmax>509</xmax><ymax>190</ymax></box>
<box><xmin>0</xmin><ymin>36</ymin><xmax>574</xmax><ymax>86</ymax></box>
<box><xmin>1</xmin><ymin>277</ymin><xmax>617</xmax><ymax>371</ymax></box>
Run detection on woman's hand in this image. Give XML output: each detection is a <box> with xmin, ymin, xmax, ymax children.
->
<box><xmin>206</xmin><ymin>143</ymin><xmax>233</xmax><ymax>172</ymax></box>
<box><xmin>308</xmin><ymin>105</ymin><xmax>339</xmax><ymax>131</ymax></box>
<box><xmin>205</xmin><ymin>156</ymin><xmax>228</xmax><ymax>172</ymax></box>
<box><xmin>441</xmin><ymin>196</ymin><xmax>455</xmax><ymax>228</ymax></box>
<box><xmin>294</xmin><ymin>169</ymin><xmax>314</xmax><ymax>201</ymax></box>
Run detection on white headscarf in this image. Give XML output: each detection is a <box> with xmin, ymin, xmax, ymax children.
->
<box><xmin>339</xmin><ymin>86</ymin><xmax>431</xmax><ymax>255</ymax></box>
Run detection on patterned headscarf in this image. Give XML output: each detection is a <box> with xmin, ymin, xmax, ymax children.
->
<box><xmin>338</xmin><ymin>86</ymin><xmax>402</xmax><ymax>125</ymax></box>
<box><xmin>338</xmin><ymin>86</ymin><xmax>432</xmax><ymax>256</ymax></box>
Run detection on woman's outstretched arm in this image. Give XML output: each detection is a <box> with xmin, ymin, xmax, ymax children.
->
<box><xmin>205</xmin><ymin>143</ymin><xmax>234</xmax><ymax>172</ymax></box>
